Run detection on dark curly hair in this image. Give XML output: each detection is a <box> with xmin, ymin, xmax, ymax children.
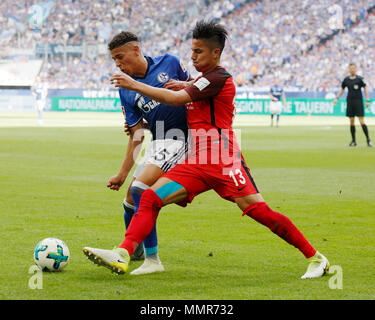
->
<box><xmin>192</xmin><ymin>20</ymin><xmax>228</xmax><ymax>54</ymax></box>
<box><xmin>108</xmin><ymin>31</ymin><xmax>139</xmax><ymax>51</ymax></box>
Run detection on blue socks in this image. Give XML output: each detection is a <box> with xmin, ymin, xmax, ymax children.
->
<box><xmin>130</xmin><ymin>181</ymin><xmax>159</xmax><ymax>261</ymax></box>
<box><xmin>123</xmin><ymin>200</ymin><xmax>135</xmax><ymax>230</ymax></box>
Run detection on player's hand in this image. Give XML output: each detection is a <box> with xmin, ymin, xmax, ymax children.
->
<box><xmin>124</xmin><ymin>121</ymin><xmax>131</xmax><ymax>135</ymax></box>
<box><xmin>124</xmin><ymin>120</ymin><xmax>148</xmax><ymax>135</ymax></box>
<box><xmin>365</xmin><ymin>100</ymin><xmax>370</xmax><ymax>108</ymax></box>
<box><xmin>141</xmin><ymin>119</ymin><xmax>149</xmax><ymax>130</ymax></box>
<box><xmin>110</xmin><ymin>74</ymin><xmax>135</xmax><ymax>89</ymax></box>
<box><xmin>107</xmin><ymin>174</ymin><xmax>126</xmax><ymax>191</ymax></box>
<box><xmin>164</xmin><ymin>79</ymin><xmax>188</xmax><ymax>91</ymax></box>
<box><xmin>333</xmin><ymin>98</ymin><xmax>338</xmax><ymax>107</ymax></box>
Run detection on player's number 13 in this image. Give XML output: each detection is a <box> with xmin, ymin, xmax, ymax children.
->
<box><xmin>229</xmin><ymin>169</ymin><xmax>246</xmax><ymax>186</ymax></box>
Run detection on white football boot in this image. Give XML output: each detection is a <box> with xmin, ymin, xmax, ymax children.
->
<box><xmin>130</xmin><ymin>258</ymin><xmax>165</xmax><ymax>275</ymax></box>
<box><xmin>83</xmin><ymin>247</ymin><xmax>129</xmax><ymax>275</ymax></box>
<box><xmin>301</xmin><ymin>251</ymin><xmax>330</xmax><ymax>279</ymax></box>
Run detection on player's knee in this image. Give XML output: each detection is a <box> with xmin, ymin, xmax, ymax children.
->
<box><xmin>123</xmin><ymin>198</ymin><xmax>135</xmax><ymax>211</ymax></box>
<box><xmin>124</xmin><ymin>192</ymin><xmax>134</xmax><ymax>206</ymax></box>
<box><xmin>139</xmin><ymin>189</ymin><xmax>164</xmax><ymax>210</ymax></box>
<box><xmin>130</xmin><ymin>180</ymin><xmax>149</xmax><ymax>197</ymax></box>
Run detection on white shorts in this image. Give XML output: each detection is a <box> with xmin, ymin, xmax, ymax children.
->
<box><xmin>133</xmin><ymin>139</ymin><xmax>188</xmax><ymax>178</ymax></box>
<box><xmin>36</xmin><ymin>100</ymin><xmax>46</xmax><ymax>111</ymax></box>
<box><xmin>270</xmin><ymin>101</ymin><xmax>282</xmax><ymax>114</ymax></box>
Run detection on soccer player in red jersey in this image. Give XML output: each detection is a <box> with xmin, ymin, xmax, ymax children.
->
<box><xmin>84</xmin><ymin>21</ymin><xmax>329</xmax><ymax>279</ymax></box>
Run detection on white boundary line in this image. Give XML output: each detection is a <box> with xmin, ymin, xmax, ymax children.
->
<box><xmin>0</xmin><ymin>111</ymin><xmax>375</xmax><ymax>127</ymax></box>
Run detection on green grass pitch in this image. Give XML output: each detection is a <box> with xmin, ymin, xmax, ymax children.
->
<box><xmin>0</xmin><ymin>124</ymin><xmax>374</xmax><ymax>300</ymax></box>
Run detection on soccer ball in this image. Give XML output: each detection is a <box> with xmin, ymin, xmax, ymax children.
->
<box><xmin>34</xmin><ymin>238</ymin><xmax>70</xmax><ymax>272</ymax></box>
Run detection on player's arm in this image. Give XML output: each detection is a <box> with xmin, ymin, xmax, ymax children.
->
<box><xmin>107</xmin><ymin>121</ymin><xmax>144</xmax><ymax>191</ymax></box>
<box><xmin>111</xmin><ymin>74</ymin><xmax>192</xmax><ymax>106</ymax></box>
<box><xmin>42</xmin><ymin>87</ymin><xmax>48</xmax><ymax>100</ymax></box>
<box><xmin>269</xmin><ymin>91</ymin><xmax>277</xmax><ymax>101</ymax></box>
<box><xmin>333</xmin><ymin>88</ymin><xmax>345</xmax><ymax>106</ymax></box>
<box><xmin>163</xmin><ymin>77</ymin><xmax>195</xmax><ymax>91</ymax></box>
<box><xmin>364</xmin><ymin>85</ymin><xmax>370</xmax><ymax>108</ymax></box>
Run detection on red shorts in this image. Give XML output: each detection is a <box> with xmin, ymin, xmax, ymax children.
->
<box><xmin>162</xmin><ymin>152</ymin><xmax>259</xmax><ymax>206</ymax></box>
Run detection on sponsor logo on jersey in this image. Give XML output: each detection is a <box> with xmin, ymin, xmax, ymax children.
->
<box><xmin>354</xmin><ymin>84</ymin><xmax>359</xmax><ymax>90</ymax></box>
<box><xmin>135</xmin><ymin>93</ymin><xmax>160</xmax><ymax>113</ymax></box>
<box><xmin>193</xmin><ymin>77</ymin><xmax>210</xmax><ymax>91</ymax></box>
<box><xmin>186</xmin><ymin>102</ymin><xmax>194</xmax><ymax>110</ymax></box>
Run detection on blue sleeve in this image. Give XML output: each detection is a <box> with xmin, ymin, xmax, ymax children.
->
<box><xmin>119</xmin><ymin>89</ymin><xmax>142</xmax><ymax>127</ymax></box>
<box><xmin>169</xmin><ymin>54</ymin><xmax>189</xmax><ymax>81</ymax></box>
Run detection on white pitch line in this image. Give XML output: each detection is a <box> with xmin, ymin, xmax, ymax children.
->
<box><xmin>0</xmin><ymin>112</ymin><xmax>374</xmax><ymax>128</ymax></box>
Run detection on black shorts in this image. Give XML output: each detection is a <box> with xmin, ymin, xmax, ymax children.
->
<box><xmin>346</xmin><ymin>99</ymin><xmax>364</xmax><ymax>117</ymax></box>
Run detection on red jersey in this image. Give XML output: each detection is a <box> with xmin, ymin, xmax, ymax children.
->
<box><xmin>163</xmin><ymin>66</ymin><xmax>259</xmax><ymax>204</ymax></box>
<box><xmin>184</xmin><ymin>66</ymin><xmax>236</xmax><ymax>132</ymax></box>
<box><xmin>184</xmin><ymin>66</ymin><xmax>239</xmax><ymax>164</ymax></box>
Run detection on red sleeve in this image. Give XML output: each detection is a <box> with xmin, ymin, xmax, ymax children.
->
<box><xmin>184</xmin><ymin>67</ymin><xmax>232</xmax><ymax>102</ymax></box>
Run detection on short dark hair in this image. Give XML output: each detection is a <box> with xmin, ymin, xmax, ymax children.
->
<box><xmin>192</xmin><ymin>20</ymin><xmax>228</xmax><ymax>54</ymax></box>
<box><xmin>108</xmin><ymin>31</ymin><xmax>139</xmax><ymax>51</ymax></box>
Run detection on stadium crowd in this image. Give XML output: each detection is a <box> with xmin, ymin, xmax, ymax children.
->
<box><xmin>266</xmin><ymin>9</ymin><xmax>375</xmax><ymax>91</ymax></box>
<box><xmin>1</xmin><ymin>0</ymin><xmax>374</xmax><ymax>91</ymax></box>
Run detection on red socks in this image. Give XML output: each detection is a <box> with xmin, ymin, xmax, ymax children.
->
<box><xmin>119</xmin><ymin>189</ymin><xmax>163</xmax><ymax>256</ymax></box>
<box><xmin>119</xmin><ymin>191</ymin><xmax>316</xmax><ymax>259</ymax></box>
<box><xmin>242</xmin><ymin>202</ymin><xmax>316</xmax><ymax>258</ymax></box>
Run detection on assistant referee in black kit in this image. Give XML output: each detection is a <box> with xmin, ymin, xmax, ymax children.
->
<box><xmin>334</xmin><ymin>63</ymin><xmax>372</xmax><ymax>147</ymax></box>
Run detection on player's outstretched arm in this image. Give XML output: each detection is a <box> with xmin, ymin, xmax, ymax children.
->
<box><xmin>107</xmin><ymin>121</ymin><xmax>144</xmax><ymax>191</ymax></box>
<box><xmin>163</xmin><ymin>79</ymin><xmax>195</xmax><ymax>91</ymax></box>
<box><xmin>111</xmin><ymin>74</ymin><xmax>192</xmax><ymax>106</ymax></box>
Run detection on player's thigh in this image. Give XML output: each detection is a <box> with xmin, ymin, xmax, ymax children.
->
<box><xmin>349</xmin><ymin>117</ymin><xmax>355</xmax><ymax>125</ymax></box>
<box><xmin>160</xmin><ymin>162</ymin><xmax>211</xmax><ymax>206</ymax></box>
<box><xmin>234</xmin><ymin>193</ymin><xmax>265</xmax><ymax>211</ymax></box>
<box><xmin>132</xmin><ymin>138</ymin><xmax>185</xmax><ymax>186</ymax></box>
<box><xmin>151</xmin><ymin>177</ymin><xmax>188</xmax><ymax>205</ymax></box>
<box><xmin>270</xmin><ymin>101</ymin><xmax>282</xmax><ymax>114</ymax></box>
<box><xmin>358</xmin><ymin>116</ymin><xmax>365</xmax><ymax>125</ymax></box>
<box><xmin>133</xmin><ymin>151</ymin><xmax>148</xmax><ymax>179</ymax></box>
<box><xmin>208</xmin><ymin>164</ymin><xmax>258</xmax><ymax>201</ymax></box>
<box><xmin>135</xmin><ymin>163</ymin><xmax>165</xmax><ymax>186</ymax></box>
<box><xmin>148</xmin><ymin>139</ymin><xmax>187</xmax><ymax>172</ymax></box>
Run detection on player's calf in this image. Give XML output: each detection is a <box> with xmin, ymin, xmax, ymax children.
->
<box><xmin>242</xmin><ymin>202</ymin><xmax>316</xmax><ymax>259</ymax></box>
<box><xmin>130</xmin><ymin>181</ymin><xmax>160</xmax><ymax>262</ymax></box>
<box><xmin>119</xmin><ymin>189</ymin><xmax>163</xmax><ymax>256</ymax></box>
